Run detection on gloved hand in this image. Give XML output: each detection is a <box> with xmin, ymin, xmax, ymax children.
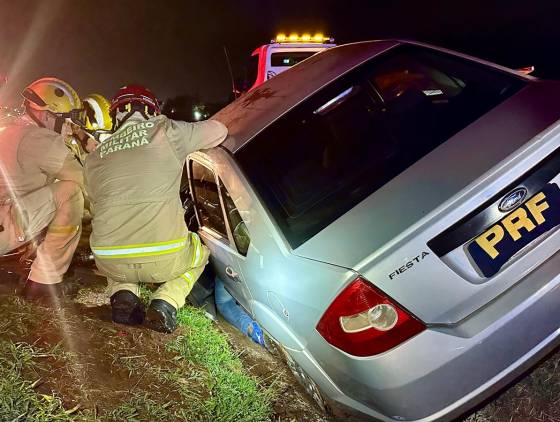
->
<box><xmin>68</xmin><ymin>121</ymin><xmax>99</xmax><ymax>152</ymax></box>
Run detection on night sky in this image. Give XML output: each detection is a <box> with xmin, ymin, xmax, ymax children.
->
<box><xmin>1</xmin><ymin>0</ymin><xmax>559</xmax><ymax>106</ymax></box>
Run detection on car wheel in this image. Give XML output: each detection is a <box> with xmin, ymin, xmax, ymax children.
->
<box><xmin>279</xmin><ymin>345</ymin><xmax>327</xmax><ymax>413</ymax></box>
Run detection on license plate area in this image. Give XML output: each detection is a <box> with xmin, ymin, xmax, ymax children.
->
<box><xmin>467</xmin><ymin>183</ymin><xmax>560</xmax><ymax>278</ymax></box>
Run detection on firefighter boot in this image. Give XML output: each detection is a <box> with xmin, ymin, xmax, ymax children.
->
<box><xmin>110</xmin><ymin>290</ymin><xmax>145</xmax><ymax>325</ymax></box>
<box><xmin>145</xmin><ymin>299</ymin><xmax>177</xmax><ymax>333</ymax></box>
<box><xmin>22</xmin><ymin>279</ymin><xmax>75</xmax><ymax>305</ymax></box>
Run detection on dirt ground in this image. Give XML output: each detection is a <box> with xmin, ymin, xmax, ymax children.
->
<box><xmin>0</xmin><ymin>267</ymin><xmax>329</xmax><ymax>421</ymax></box>
<box><xmin>465</xmin><ymin>347</ymin><xmax>560</xmax><ymax>422</ymax></box>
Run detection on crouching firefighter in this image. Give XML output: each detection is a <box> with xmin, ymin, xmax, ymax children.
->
<box><xmin>0</xmin><ymin>77</ymin><xmax>85</xmax><ymax>300</ymax></box>
<box><xmin>84</xmin><ymin>84</ymin><xmax>228</xmax><ymax>333</ymax></box>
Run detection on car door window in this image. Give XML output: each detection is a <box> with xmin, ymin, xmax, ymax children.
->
<box><xmin>190</xmin><ymin>161</ymin><xmax>228</xmax><ymax>238</ymax></box>
<box><xmin>219</xmin><ymin>180</ymin><xmax>250</xmax><ymax>256</ymax></box>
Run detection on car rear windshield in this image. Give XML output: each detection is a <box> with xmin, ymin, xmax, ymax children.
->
<box><xmin>235</xmin><ymin>45</ymin><xmax>527</xmax><ymax>248</ymax></box>
<box><xmin>271</xmin><ymin>51</ymin><xmax>316</xmax><ymax>67</ymax></box>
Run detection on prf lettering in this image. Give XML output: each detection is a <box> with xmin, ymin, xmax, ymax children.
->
<box><xmin>474</xmin><ymin>192</ymin><xmax>549</xmax><ymax>259</ymax></box>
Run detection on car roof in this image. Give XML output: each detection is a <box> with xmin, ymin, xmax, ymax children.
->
<box><xmin>213</xmin><ymin>39</ymin><xmax>529</xmax><ymax>153</ymax></box>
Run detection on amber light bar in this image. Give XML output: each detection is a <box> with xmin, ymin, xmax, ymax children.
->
<box><xmin>273</xmin><ymin>33</ymin><xmax>333</xmax><ymax>43</ymax></box>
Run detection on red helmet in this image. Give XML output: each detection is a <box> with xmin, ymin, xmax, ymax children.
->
<box><xmin>109</xmin><ymin>84</ymin><xmax>161</xmax><ymax>116</ymax></box>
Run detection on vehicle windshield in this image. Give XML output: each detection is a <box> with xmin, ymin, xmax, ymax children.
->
<box><xmin>270</xmin><ymin>51</ymin><xmax>317</xmax><ymax>67</ymax></box>
<box><xmin>235</xmin><ymin>45</ymin><xmax>526</xmax><ymax>248</ymax></box>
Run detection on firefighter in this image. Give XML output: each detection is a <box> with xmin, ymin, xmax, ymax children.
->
<box><xmin>84</xmin><ymin>84</ymin><xmax>227</xmax><ymax>333</ymax></box>
<box><xmin>83</xmin><ymin>93</ymin><xmax>113</xmax><ymax>142</ymax></box>
<box><xmin>0</xmin><ymin>77</ymin><xmax>85</xmax><ymax>301</ymax></box>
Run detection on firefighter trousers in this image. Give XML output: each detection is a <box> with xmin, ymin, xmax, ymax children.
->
<box><xmin>0</xmin><ymin>181</ymin><xmax>84</xmax><ymax>284</ymax></box>
<box><xmin>96</xmin><ymin>239</ymin><xmax>210</xmax><ymax>310</ymax></box>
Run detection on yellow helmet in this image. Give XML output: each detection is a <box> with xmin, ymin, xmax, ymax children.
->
<box><xmin>22</xmin><ymin>77</ymin><xmax>82</xmax><ymax>114</ymax></box>
<box><xmin>83</xmin><ymin>93</ymin><xmax>112</xmax><ymax>131</ymax></box>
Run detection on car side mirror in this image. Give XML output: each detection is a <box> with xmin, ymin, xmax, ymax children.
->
<box><xmin>233</xmin><ymin>221</ymin><xmax>250</xmax><ymax>256</ymax></box>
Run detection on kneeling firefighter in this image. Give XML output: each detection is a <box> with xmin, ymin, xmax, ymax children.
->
<box><xmin>0</xmin><ymin>77</ymin><xmax>85</xmax><ymax>300</ymax></box>
<box><xmin>84</xmin><ymin>84</ymin><xmax>228</xmax><ymax>333</ymax></box>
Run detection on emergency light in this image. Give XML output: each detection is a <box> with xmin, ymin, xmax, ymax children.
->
<box><xmin>274</xmin><ymin>33</ymin><xmax>333</xmax><ymax>43</ymax></box>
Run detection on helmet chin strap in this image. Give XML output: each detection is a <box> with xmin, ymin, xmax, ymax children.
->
<box><xmin>26</xmin><ymin>107</ymin><xmax>66</xmax><ymax>134</ymax></box>
<box><xmin>26</xmin><ymin>107</ymin><xmax>46</xmax><ymax>128</ymax></box>
<box><xmin>42</xmin><ymin>112</ymin><xmax>66</xmax><ymax>134</ymax></box>
<box><xmin>52</xmin><ymin>113</ymin><xmax>66</xmax><ymax>134</ymax></box>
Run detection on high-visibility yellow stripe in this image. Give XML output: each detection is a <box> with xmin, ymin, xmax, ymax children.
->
<box><xmin>47</xmin><ymin>225</ymin><xmax>80</xmax><ymax>234</ymax></box>
<box><xmin>190</xmin><ymin>233</ymin><xmax>202</xmax><ymax>267</ymax></box>
<box><xmin>95</xmin><ymin>246</ymin><xmax>186</xmax><ymax>259</ymax></box>
<box><xmin>92</xmin><ymin>237</ymin><xmax>187</xmax><ymax>259</ymax></box>
<box><xmin>92</xmin><ymin>237</ymin><xmax>187</xmax><ymax>251</ymax></box>
<box><xmin>181</xmin><ymin>271</ymin><xmax>195</xmax><ymax>288</ymax></box>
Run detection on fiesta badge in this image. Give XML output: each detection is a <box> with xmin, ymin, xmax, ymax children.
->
<box><xmin>498</xmin><ymin>187</ymin><xmax>528</xmax><ymax>212</ymax></box>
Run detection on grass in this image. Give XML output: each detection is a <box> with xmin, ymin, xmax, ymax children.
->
<box><xmin>0</xmin><ymin>296</ymin><xmax>41</xmax><ymax>336</ymax></box>
<box><xmin>167</xmin><ymin>306</ymin><xmax>276</xmax><ymax>422</ymax></box>
<box><xmin>139</xmin><ymin>283</ymin><xmax>277</xmax><ymax>420</ymax></box>
<box><xmin>0</xmin><ymin>287</ymin><xmax>277</xmax><ymax>422</ymax></box>
<box><xmin>466</xmin><ymin>351</ymin><xmax>560</xmax><ymax>421</ymax></box>
<box><xmin>0</xmin><ymin>340</ymin><xmax>73</xmax><ymax>422</ymax></box>
<box><xmin>109</xmin><ymin>353</ymin><xmax>149</xmax><ymax>378</ymax></box>
<box><xmin>100</xmin><ymin>305</ymin><xmax>276</xmax><ymax>421</ymax></box>
<box><xmin>137</xmin><ymin>284</ymin><xmax>152</xmax><ymax>307</ymax></box>
<box><xmin>103</xmin><ymin>393</ymin><xmax>172</xmax><ymax>422</ymax></box>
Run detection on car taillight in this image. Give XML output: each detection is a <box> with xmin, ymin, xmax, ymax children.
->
<box><xmin>316</xmin><ymin>277</ymin><xmax>425</xmax><ymax>357</ymax></box>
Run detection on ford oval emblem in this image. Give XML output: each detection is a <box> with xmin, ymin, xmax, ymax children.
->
<box><xmin>498</xmin><ymin>187</ymin><xmax>528</xmax><ymax>212</ymax></box>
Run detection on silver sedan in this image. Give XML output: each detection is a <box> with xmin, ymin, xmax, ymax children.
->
<box><xmin>185</xmin><ymin>40</ymin><xmax>560</xmax><ymax>421</ymax></box>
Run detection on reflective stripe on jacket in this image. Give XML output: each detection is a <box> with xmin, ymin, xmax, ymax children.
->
<box><xmin>92</xmin><ymin>232</ymin><xmax>206</xmax><ymax>262</ymax></box>
<box><xmin>92</xmin><ymin>237</ymin><xmax>188</xmax><ymax>259</ymax></box>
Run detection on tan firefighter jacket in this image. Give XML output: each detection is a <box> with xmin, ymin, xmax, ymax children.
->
<box><xmin>0</xmin><ymin>116</ymin><xmax>84</xmax><ymax>199</ymax></box>
<box><xmin>0</xmin><ymin>116</ymin><xmax>84</xmax><ymax>253</ymax></box>
<box><xmin>84</xmin><ymin>115</ymin><xmax>227</xmax><ymax>263</ymax></box>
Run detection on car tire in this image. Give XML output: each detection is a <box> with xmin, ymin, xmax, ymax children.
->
<box><xmin>279</xmin><ymin>344</ymin><xmax>328</xmax><ymax>414</ymax></box>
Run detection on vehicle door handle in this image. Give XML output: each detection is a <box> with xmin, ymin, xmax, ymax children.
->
<box><xmin>225</xmin><ymin>266</ymin><xmax>239</xmax><ymax>280</ymax></box>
